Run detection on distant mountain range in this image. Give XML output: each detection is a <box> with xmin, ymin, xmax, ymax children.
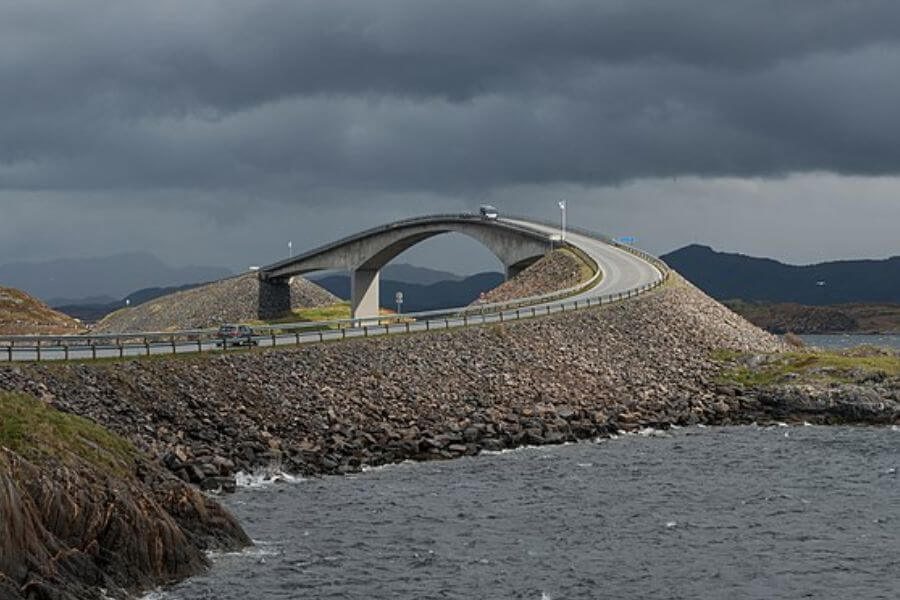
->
<box><xmin>661</xmin><ymin>245</ymin><xmax>900</xmax><ymax>305</ymax></box>
<box><xmin>0</xmin><ymin>252</ymin><xmax>232</xmax><ymax>301</ymax></box>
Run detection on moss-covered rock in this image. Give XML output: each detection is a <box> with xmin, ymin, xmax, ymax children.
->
<box><xmin>0</xmin><ymin>393</ymin><xmax>250</xmax><ymax>600</ymax></box>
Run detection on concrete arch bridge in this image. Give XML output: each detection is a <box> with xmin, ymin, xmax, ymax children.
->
<box><xmin>259</xmin><ymin>214</ymin><xmax>558</xmax><ymax>319</ymax></box>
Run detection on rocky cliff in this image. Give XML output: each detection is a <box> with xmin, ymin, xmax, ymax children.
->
<box><xmin>0</xmin><ymin>393</ymin><xmax>250</xmax><ymax>600</ymax></box>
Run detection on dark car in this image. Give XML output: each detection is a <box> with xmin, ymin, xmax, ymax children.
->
<box><xmin>216</xmin><ymin>324</ymin><xmax>258</xmax><ymax>347</ymax></box>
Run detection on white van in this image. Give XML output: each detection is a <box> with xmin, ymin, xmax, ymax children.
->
<box><xmin>479</xmin><ymin>205</ymin><xmax>499</xmax><ymax>220</ymax></box>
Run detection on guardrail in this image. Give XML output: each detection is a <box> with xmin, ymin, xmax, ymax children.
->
<box><xmin>0</xmin><ymin>220</ymin><xmax>669</xmax><ymax>362</ymax></box>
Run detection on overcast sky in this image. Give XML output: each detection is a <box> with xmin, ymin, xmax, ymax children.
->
<box><xmin>2</xmin><ymin>0</ymin><xmax>899</xmax><ymax>275</ymax></box>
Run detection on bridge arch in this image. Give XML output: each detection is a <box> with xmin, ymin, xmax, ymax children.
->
<box><xmin>259</xmin><ymin>216</ymin><xmax>553</xmax><ymax>319</ymax></box>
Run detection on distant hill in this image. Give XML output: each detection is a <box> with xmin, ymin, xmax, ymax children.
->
<box><xmin>0</xmin><ymin>252</ymin><xmax>231</xmax><ymax>302</ymax></box>
<box><xmin>0</xmin><ymin>286</ymin><xmax>83</xmax><ymax>335</ymax></box>
<box><xmin>662</xmin><ymin>245</ymin><xmax>900</xmax><ymax>305</ymax></box>
<box><xmin>314</xmin><ymin>272</ymin><xmax>504</xmax><ymax>312</ymax></box>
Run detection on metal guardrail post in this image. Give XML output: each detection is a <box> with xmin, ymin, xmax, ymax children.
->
<box><xmin>7</xmin><ymin>345</ymin><xmax>12</xmax><ymax>362</ymax></box>
<box><xmin>144</xmin><ymin>339</ymin><xmax>150</xmax><ymax>356</ymax></box>
<box><xmin>91</xmin><ymin>343</ymin><xmax>96</xmax><ymax>360</ymax></box>
<box><xmin>170</xmin><ymin>336</ymin><xmax>176</xmax><ymax>355</ymax></box>
<box><xmin>197</xmin><ymin>338</ymin><xmax>202</xmax><ymax>353</ymax></box>
<box><xmin>36</xmin><ymin>341</ymin><xmax>41</xmax><ymax>362</ymax></box>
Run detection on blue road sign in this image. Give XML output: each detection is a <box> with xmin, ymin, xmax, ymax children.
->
<box><xmin>617</xmin><ymin>236</ymin><xmax>637</xmax><ymax>244</ymax></box>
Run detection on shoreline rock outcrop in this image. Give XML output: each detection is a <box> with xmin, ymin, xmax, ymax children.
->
<box><xmin>0</xmin><ymin>393</ymin><xmax>250</xmax><ymax>600</ymax></box>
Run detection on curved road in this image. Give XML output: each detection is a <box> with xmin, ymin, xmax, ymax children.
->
<box><xmin>501</xmin><ymin>218</ymin><xmax>662</xmax><ymax>303</ymax></box>
<box><xmin>2</xmin><ymin>218</ymin><xmax>663</xmax><ymax>361</ymax></box>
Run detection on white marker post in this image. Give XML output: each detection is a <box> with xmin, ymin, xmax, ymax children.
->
<box><xmin>395</xmin><ymin>291</ymin><xmax>404</xmax><ymax>315</ymax></box>
<box><xmin>558</xmin><ymin>200</ymin><xmax>567</xmax><ymax>241</ymax></box>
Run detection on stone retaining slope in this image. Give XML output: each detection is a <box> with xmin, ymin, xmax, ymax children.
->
<box><xmin>93</xmin><ymin>272</ymin><xmax>338</xmax><ymax>333</ymax></box>
<box><xmin>0</xmin><ymin>275</ymin><xmax>785</xmax><ymax>488</ymax></box>
<box><xmin>474</xmin><ymin>249</ymin><xmax>590</xmax><ymax>305</ymax></box>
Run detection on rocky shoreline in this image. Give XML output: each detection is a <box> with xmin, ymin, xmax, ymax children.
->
<box><xmin>0</xmin><ymin>393</ymin><xmax>250</xmax><ymax>600</ymax></box>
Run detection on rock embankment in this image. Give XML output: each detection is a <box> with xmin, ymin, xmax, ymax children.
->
<box><xmin>474</xmin><ymin>249</ymin><xmax>591</xmax><ymax>305</ymax></box>
<box><xmin>0</xmin><ymin>393</ymin><xmax>249</xmax><ymax>600</ymax></box>
<box><xmin>0</xmin><ymin>286</ymin><xmax>83</xmax><ymax>335</ymax></box>
<box><xmin>1</xmin><ymin>275</ymin><xmax>788</xmax><ymax>490</ymax></box>
<box><xmin>93</xmin><ymin>273</ymin><xmax>338</xmax><ymax>333</ymax></box>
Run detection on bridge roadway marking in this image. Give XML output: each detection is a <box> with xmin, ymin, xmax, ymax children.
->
<box><xmin>2</xmin><ymin>218</ymin><xmax>663</xmax><ymax>361</ymax></box>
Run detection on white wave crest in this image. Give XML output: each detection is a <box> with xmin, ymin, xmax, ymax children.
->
<box><xmin>234</xmin><ymin>466</ymin><xmax>302</xmax><ymax>488</ymax></box>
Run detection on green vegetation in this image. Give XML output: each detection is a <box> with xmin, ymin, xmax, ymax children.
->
<box><xmin>0</xmin><ymin>392</ymin><xmax>136</xmax><ymax>475</ymax></box>
<box><xmin>713</xmin><ymin>348</ymin><xmax>900</xmax><ymax>387</ymax></box>
<box><xmin>246</xmin><ymin>302</ymin><xmax>397</xmax><ymax>328</ymax></box>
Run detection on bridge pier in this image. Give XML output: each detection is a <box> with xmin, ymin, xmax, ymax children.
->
<box><xmin>506</xmin><ymin>264</ymin><xmax>525</xmax><ymax>280</ymax></box>
<box><xmin>351</xmin><ymin>268</ymin><xmax>380</xmax><ymax>322</ymax></box>
<box><xmin>257</xmin><ymin>277</ymin><xmax>292</xmax><ymax>320</ymax></box>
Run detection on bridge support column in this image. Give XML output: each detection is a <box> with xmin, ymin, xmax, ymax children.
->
<box><xmin>506</xmin><ymin>264</ymin><xmax>525</xmax><ymax>280</ymax></box>
<box><xmin>258</xmin><ymin>277</ymin><xmax>292</xmax><ymax>320</ymax></box>
<box><xmin>351</xmin><ymin>268</ymin><xmax>380</xmax><ymax>323</ymax></box>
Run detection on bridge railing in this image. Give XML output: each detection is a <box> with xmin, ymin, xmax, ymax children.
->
<box><xmin>0</xmin><ymin>221</ymin><xmax>670</xmax><ymax>362</ymax></box>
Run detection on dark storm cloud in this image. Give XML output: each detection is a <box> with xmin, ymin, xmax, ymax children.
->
<box><xmin>3</xmin><ymin>0</ymin><xmax>900</xmax><ymax>199</ymax></box>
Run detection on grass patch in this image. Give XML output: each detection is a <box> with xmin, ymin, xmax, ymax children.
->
<box><xmin>245</xmin><ymin>302</ymin><xmax>397</xmax><ymax>328</ymax></box>
<box><xmin>713</xmin><ymin>349</ymin><xmax>900</xmax><ymax>387</ymax></box>
<box><xmin>0</xmin><ymin>392</ymin><xmax>137</xmax><ymax>475</ymax></box>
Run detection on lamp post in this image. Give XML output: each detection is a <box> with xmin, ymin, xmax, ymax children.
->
<box><xmin>558</xmin><ymin>200</ymin><xmax>566</xmax><ymax>241</ymax></box>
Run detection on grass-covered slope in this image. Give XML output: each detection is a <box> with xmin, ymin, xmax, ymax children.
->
<box><xmin>0</xmin><ymin>286</ymin><xmax>83</xmax><ymax>335</ymax></box>
<box><xmin>0</xmin><ymin>393</ymin><xmax>250</xmax><ymax>600</ymax></box>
